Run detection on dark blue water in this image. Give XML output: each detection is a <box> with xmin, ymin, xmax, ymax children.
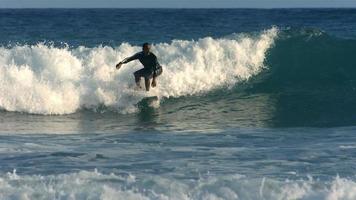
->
<box><xmin>1</xmin><ymin>9</ymin><xmax>356</xmax><ymax>200</ymax></box>
<box><xmin>1</xmin><ymin>8</ymin><xmax>355</xmax><ymax>46</ymax></box>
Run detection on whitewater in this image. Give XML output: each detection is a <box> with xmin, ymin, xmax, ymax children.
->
<box><xmin>0</xmin><ymin>28</ymin><xmax>277</xmax><ymax>114</ymax></box>
<box><xmin>2</xmin><ymin>170</ymin><xmax>356</xmax><ymax>200</ymax></box>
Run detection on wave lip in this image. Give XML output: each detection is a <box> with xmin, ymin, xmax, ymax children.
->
<box><xmin>0</xmin><ymin>28</ymin><xmax>277</xmax><ymax>115</ymax></box>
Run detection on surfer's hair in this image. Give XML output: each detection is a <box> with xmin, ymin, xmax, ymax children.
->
<box><xmin>142</xmin><ymin>43</ymin><xmax>150</xmax><ymax>49</ymax></box>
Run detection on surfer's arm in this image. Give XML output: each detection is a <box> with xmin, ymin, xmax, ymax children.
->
<box><xmin>121</xmin><ymin>53</ymin><xmax>140</xmax><ymax>64</ymax></box>
<box><xmin>116</xmin><ymin>53</ymin><xmax>140</xmax><ymax>69</ymax></box>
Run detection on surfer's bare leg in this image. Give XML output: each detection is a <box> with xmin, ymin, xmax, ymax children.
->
<box><xmin>152</xmin><ymin>77</ymin><xmax>157</xmax><ymax>87</ymax></box>
<box><xmin>134</xmin><ymin>74</ymin><xmax>141</xmax><ymax>88</ymax></box>
<box><xmin>151</xmin><ymin>67</ymin><xmax>162</xmax><ymax>88</ymax></box>
<box><xmin>144</xmin><ymin>78</ymin><xmax>150</xmax><ymax>91</ymax></box>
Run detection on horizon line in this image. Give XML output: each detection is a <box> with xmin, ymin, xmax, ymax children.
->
<box><xmin>1</xmin><ymin>7</ymin><xmax>356</xmax><ymax>9</ymax></box>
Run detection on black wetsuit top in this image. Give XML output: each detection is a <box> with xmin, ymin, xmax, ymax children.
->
<box><xmin>122</xmin><ymin>51</ymin><xmax>160</xmax><ymax>72</ymax></box>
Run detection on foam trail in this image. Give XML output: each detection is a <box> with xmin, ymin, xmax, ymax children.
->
<box><xmin>0</xmin><ymin>28</ymin><xmax>277</xmax><ymax>114</ymax></box>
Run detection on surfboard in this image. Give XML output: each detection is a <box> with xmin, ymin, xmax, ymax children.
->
<box><xmin>137</xmin><ymin>96</ymin><xmax>159</xmax><ymax>108</ymax></box>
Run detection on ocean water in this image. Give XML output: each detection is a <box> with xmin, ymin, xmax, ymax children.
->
<box><xmin>1</xmin><ymin>9</ymin><xmax>356</xmax><ymax>200</ymax></box>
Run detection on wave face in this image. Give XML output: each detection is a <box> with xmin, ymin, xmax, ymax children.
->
<box><xmin>0</xmin><ymin>28</ymin><xmax>277</xmax><ymax>115</ymax></box>
<box><xmin>2</xmin><ymin>170</ymin><xmax>356</xmax><ymax>200</ymax></box>
<box><xmin>262</xmin><ymin>28</ymin><xmax>356</xmax><ymax>87</ymax></box>
<box><xmin>245</xmin><ymin>29</ymin><xmax>356</xmax><ymax>127</ymax></box>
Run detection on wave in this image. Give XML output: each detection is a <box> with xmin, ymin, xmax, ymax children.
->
<box><xmin>239</xmin><ymin>28</ymin><xmax>356</xmax><ymax>127</ymax></box>
<box><xmin>2</xmin><ymin>27</ymin><xmax>355</xmax><ymax>117</ymax></box>
<box><xmin>2</xmin><ymin>169</ymin><xmax>356</xmax><ymax>200</ymax></box>
<box><xmin>0</xmin><ymin>28</ymin><xmax>277</xmax><ymax>115</ymax></box>
<box><xmin>256</xmin><ymin>28</ymin><xmax>356</xmax><ymax>89</ymax></box>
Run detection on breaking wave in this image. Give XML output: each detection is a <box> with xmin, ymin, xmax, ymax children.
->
<box><xmin>0</xmin><ymin>28</ymin><xmax>277</xmax><ymax>114</ymax></box>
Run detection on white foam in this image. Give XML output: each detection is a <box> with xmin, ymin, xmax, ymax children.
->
<box><xmin>0</xmin><ymin>28</ymin><xmax>277</xmax><ymax>114</ymax></box>
<box><xmin>1</xmin><ymin>170</ymin><xmax>356</xmax><ymax>200</ymax></box>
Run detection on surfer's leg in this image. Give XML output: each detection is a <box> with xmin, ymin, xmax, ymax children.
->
<box><xmin>134</xmin><ymin>74</ymin><xmax>141</xmax><ymax>87</ymax></box>
<box><xmin>144</xmin><ymin>78</ymin><xmax>151</xmax><ymax>91</ymax></box>
<box><xmin>134</xmin><ymin>69</ymin><xmax>144</xmax><ymax>88</ymax></box>
<box><xmin>151</xmin><ymin>66</ymin><xmax>162</xmax><ymax>88</ymax></box>
<box><xmin>152</xmin><ymin>66</ymin><xmax>163</xmax><ymax>87</ymax></box>
<box><xmin>135</xmin><ymin>68</ymin><xmax>153</xmax><ymax>91</ymax></box>
<box><xmin>152</xmin><ymin>77</ymin><xmax>157</xmax><ymax>87</ymax></box>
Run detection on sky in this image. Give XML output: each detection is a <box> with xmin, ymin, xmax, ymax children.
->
<box><xmin>0</xmin><ymin>0</ymin><xmax>356</xmax><ymax>8</ymax></box>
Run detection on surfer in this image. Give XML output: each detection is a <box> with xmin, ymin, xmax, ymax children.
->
<box><xmin>116</xmin><ymin>43</ymin><xmax>163</xmax><ymax>91</ymax></box>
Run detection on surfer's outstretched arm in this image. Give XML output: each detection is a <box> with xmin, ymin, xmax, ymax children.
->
<box><xmin>116</xmin><ymin>53</ymin><xmax>140</xmax><ymax>69</ymax></box>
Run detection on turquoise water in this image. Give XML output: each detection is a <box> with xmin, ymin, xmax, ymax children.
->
<box><xmin>1</xmin><ymin>9</ymin><xmax>356</xmax><ymax>199</ymax></box>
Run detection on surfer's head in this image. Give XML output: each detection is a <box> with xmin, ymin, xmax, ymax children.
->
<box><xmin>142</xmin><ymin>43</ymin><xmax>151</xmax><ymax>55</ymax></box>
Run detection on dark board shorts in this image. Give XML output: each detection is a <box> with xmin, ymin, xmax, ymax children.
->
<box><xmin>134</xmin><ymin>66</ymin><xmax>163</xmax><ymax>79</ymax></box>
